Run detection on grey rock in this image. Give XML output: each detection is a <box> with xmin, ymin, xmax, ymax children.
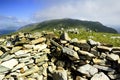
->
<box><xmin>23</xmin><ymin>44</ymin><xmax>34</xmax><ymax>49</ymax></box>
<box><xmin>72</xmin><ymin>40</ymin><xmax>91</xmax><ymax>51</ymax></box>
<box><xmin>91</xmin><ymin>72</ymin><xmax>110</xmax><ymax>80</ymax></box>
<box><xmin>11</xmin><ymin>46</ymin><xmax>22</xmax><ymax>53</ymax></box>
<box><xmin>15</xmin><ymin>53</ymin><xmax>31</xmax><ymax>58</ymax></box>
<box><xmin>53</xmin><ymin>67</ymin><xmax>67</xmax><ymax>80</ymax></box>
<box><xmin>15</xmin><ymin>50</ymin><xmax>32</xmax><ymax>56</ymax></box>
<box><xmin>97</xmin><ymin>46</ymin><xmax>112</xmax><ymax>52</ymax></box>
<box><xmin>90</xmin><ymin>48</ymin><xmax>99</xmax><ymax>56</ymax></box>
<box><xmin>62</xmin><ymin>47</ymin><xmax>79</xmax><ymax>60</ymax></box>
<box><xmin>31</xmin><ymin>73</ymin><xmax>43</xmax><ymax>80</ymax></box>
<box><xmin>56</xmin><ymin>60</ymin><xmax>65</xmax><ymax>67</ymax></box>
<box><xmin>93</xmin><ymin>65</ymin><xmax>115</xmax><ymax>72</ymax></box>
<box><xmin>77</xmin><ymin>64</ymin><xmax>98</xmax><ymax>77</ymax></box>
<box><xmin>107</xmin><ymin>53</ymin><xmax>119</xmax><ymax>61</ymax></box>
<box><xmin>18</xmin><ymin>57</ymin><xmax>32</xmax><ymax>63</ymax></box>
<box><xmin>48</xmin><ymin>66</ymin><xmax>56</xmax><ymax>74</ymax></box>
<box><xmin>60</xmin><ymin>32</ymin><xmax>71</xmax><ymax>41</ymax></box>
<box><xmin>1</xmin><ymin>59</ymin><xmax>18</xmax><ymax>69</ymax></box>
<box><xmin>0</xmin><ymin>65</ymin><xmax>10</xmax><ymax>73</ymax></box>
<box><xmin>33</xmin><ymin>43</ymin><xmax>47</xmax><ymax>51</ymax></box>
<box><xmin>0</xmin><ymin>54</ymin><xmax>15</xmax><ymax>63</ymax></box>
<box><xmin>108</xmin><ymin>74</ymin><xmax>120</xmax><ymax>79</ymax></box>
<box><xmin>73</xmin><ymin>46</ymin><xmax>80</xmax><ymax>51</ymax></box>
<box><xmin>0</xmin><ymin>74</ymin><xmax>5</xmax><ymax>80</ymax></box>
<box><xmin>78</xmin><ymin>50</ymin><xmax>95</xmax><ymax>57</ymax></box>
<box><xmin>76</xmin><ymin>76</ymin><xmax>88</xmax><ymax>80</ymax></box>
<box><xmin>12</xmin><ymin>63</ymin><xmax>25</xmax><ymax>72</ymax></box>
<box><xmin>92</xmin><ymin>58</ymin><xmax>106</xmax><ymax>65</ymax></box>
<box><xmin>43</xmin><ymin>68</ymin><xmax>47</xmax><ymax>77</ymax></box>
<box><xmin>112</xmin><ymin>47</ymin><xmax>120</xmax><ymax>51</ymax></box>
<box><xmin>35</xmin><ymin>54</ymin><xmax>48</xmax><ymax>63</ymax></box>
<box><xmin>48</xmin><ymin>62</ymin><xmax>56</xmax><ymax>73</ymax></box>
<box><xmin>87</xmin><ymin>39</ymin><xmax>98</xmax><ymax>46</ymax></box>
<box><xmin>31</xmin><ymin>37</ymin><xmax>46</xmax><ymax>44</ymax></box>
<box><xmin>60</xmin><ymin>40</ymin><xmax>68</xmax><ymax>44</ymax></box>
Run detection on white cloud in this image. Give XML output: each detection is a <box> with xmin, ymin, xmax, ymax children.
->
<box><xmin>0</xmin><ymin>15</ymin><xmax>30</xmax><ymax>30</ymax></box>
<box><xmin>33</xmin><ymin>0</ymin><xmax>120</xmax><ymax>26</ymax></box>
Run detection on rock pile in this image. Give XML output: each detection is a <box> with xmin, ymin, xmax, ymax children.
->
<box><xmin>0</xmin><ymin>32</ymin><xmax>120</xmax><ymax>80</ymax></box>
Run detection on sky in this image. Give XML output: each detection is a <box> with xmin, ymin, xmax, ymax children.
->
<box><xmin>0</xmin><ymin>0</ymin><xmax>120</xmax><ymax>29</ymax></box>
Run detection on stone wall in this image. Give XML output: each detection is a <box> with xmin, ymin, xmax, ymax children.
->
<box><xmin>0</xmin><ymin>32</ymin><xmax>120</xmax><ymax>80</ymax></box>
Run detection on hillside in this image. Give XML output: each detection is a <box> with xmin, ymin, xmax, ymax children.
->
<box><xmin>18</xmin><ymin>18</ymin><xmax>117</xmax><ymax>33</ymax></box>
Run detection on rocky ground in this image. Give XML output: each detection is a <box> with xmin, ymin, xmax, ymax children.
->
<box><xmin>0</xmin><ymin>32</ymin><xmax>120</xmax><ymax>80</ymax></box>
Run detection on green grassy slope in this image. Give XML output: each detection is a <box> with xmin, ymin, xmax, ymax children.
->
<box><xmin>18</xmin><ymin>18</ymin><xmax>117</xmax><ymax>33</ymax></box>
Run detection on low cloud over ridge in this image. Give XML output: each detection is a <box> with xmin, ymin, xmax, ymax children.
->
<box><xmin>33</xmin><ymin>0</ymin><xmax>120</xmax><ymax>26</ymax></box>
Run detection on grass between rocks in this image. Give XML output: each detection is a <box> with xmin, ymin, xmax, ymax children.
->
<box><xmin>54</xmin><ymin>29</ymin><xmax>120</xmax><ymax>47</ymax></box>
<box><xmin>1</xmin><ymin>29</ymin><xmax>120</xmax><ymax>47</ymax></box>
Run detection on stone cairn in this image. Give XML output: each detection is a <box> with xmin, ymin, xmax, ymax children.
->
<box><xmin>0</xmin><ymin>32</ymin><xmax>120</xmax><ymax>80</ymax></box>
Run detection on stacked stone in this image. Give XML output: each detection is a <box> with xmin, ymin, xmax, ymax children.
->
<box><xmin>0</xmin><ymin>32</ymin><xmax>120</xmax><ymax>80</ymax></box>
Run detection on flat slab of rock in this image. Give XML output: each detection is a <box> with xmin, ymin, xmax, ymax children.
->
<box><xmin>91</xmin><ymin>72</ymin><xmax>110</xmax><ymax>80</ymax></box>
<box><xmin>97</xmin><ymin>46</ymin><xmax>112</xmax><ymax>52</ymax></box>
<box><xmin>23</xmin><ymin>44</ymin><xmax>34</xmax><ymax>49</ymax></box>
<box><xmin>33</xmin><ymin>44</ymin><xmax>47</xmax><ymax>51</ymax></box>
<box><xmin>1</xmin><ymin>59</ymin><xmax>18</xmax><ymax>69</ymax></box>
<box><xmin>77</xmin><ymin>64</ymin><xmax>98</xmax><ymax>77</ymax></box>
<box><xmin>78</xmin><ymin>50</ymin><xmax>95</xmax><ymax>57</ymax></box>
<box><xmin>112</xmin><ymin>47</ymin><xmax>120</xmax><ymax>51</ymax></box>
<box><xmin>62</xmin><ymin>47</ymin><xmax>79</xmax><ymax>60</ymax></box>
<box><xmin>15</xmin><ymin>50</ymin><xmax>31</xmax><ymax>56</ymax></box>
<box><xmin>93</xmin><ymin>65</ymin><xmax>115</xmax><ymax>72</ymax></box>
<box><xmin>107</xmin><ymin>53</ymin><xmax>119</xmax><ymax>61</ymax></box>
<box><xmin>0</xmin><ymin>65</ymin><xmax>10</xmax><ymax>73</ymax></box>
<box><xmin>31</xmin><ymin>37</ymin><xmax>46</xmax><ymax>44</ymax></box>
<box><xmin>11</xmin><ymin>46</ymin><xmax>22</xmax><ymax>53</ymax></box>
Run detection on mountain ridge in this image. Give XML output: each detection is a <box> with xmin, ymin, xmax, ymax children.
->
<box><xmin>18</xmin><ymin>18</ymin><xmax>117</xmax><ymax>33</ymax></box>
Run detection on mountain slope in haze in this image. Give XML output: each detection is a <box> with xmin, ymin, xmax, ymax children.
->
<box><xmin>18</xmin><ymin>18</ymin><xmax>117</xmax><ymax>33</ymax></box>
<box><xmin>111</xmin><ymin>26</ymin><xmax>120</xmax><ymax>33</ymax></box>
<box><xmin>0</xmin><ymin>29</ymin><xmax>16</xmax><ymax>35</ymax></box>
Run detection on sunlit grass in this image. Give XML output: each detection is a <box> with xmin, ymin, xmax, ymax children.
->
<box><xmin>54</xmin><ymin>29</ymin><xmax>120</xmax><ymax>46</ymax></box>
<box><xmin>1</xmin><ymin>29</ymin><xmax>120</xmax><ymax>47</ymax></box>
